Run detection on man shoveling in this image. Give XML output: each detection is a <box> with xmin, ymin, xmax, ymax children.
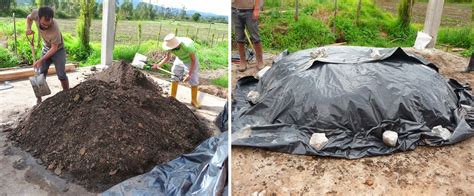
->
<box><xmin>26</xmin><ymin>7</ymin><xmax>69</xmax><ymax>104</ymax></box>
<box><xmin>153</xmin><ymin>34</ymin><xmax>201</xmax><ymax>109</ymax></box>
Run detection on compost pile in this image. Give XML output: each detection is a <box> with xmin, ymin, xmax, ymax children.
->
<box><xmin>232</xmin><ymin>46</ymin><xmax>474</xmax><ymax>159</ymax></box>
<box><xmin>10</xmin><ymin>61</ymin><xmax>211</xmax><ymax>192</ymax></box>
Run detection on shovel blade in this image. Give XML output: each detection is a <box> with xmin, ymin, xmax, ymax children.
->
<box><xmin>29</xmin><ymin>74</ymin><xmax>51</xmax><ymax>97</ymax></box>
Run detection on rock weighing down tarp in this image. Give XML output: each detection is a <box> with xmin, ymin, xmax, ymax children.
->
<box><xmin>232</xmin><ymin>46</ymin><xmax>474</xmax><ymax>159</ymax></box>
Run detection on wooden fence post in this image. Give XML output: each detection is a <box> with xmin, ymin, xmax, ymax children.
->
<box><xmin>13</xmin><ymin>13</ymin><xmax>18</xmax><ymax>55</ymax></box>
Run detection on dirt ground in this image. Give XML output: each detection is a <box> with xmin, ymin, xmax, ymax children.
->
<box><xmin>231</xmin><ymin>53</ymin><xmax>275</xmax><ymax>94</ymax></box>
<box><xmin>231</xmin><ymin>48</ymin><xmax>474</xmax><ymax>195</ymax></box>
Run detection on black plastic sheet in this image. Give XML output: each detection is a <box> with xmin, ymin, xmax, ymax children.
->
<box><xmin>215</xmin><ymin>102</ymin><xmax>229</xmax><ymax>132</ymax></box>
<box><xmin>102</xmin><ymin>132</ymin><xmax>228</xmax><ymax>195</ymax></box>
<box><xmin>232</xmin><ymin>46</ymin><xmax>474</xmax><ymax>159</ymax></box>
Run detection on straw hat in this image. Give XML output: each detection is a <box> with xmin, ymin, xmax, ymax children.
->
<box><xmin>162</xmin><ymin>34</ymin><xmax>181</xmax><ymax>50</ymax></box>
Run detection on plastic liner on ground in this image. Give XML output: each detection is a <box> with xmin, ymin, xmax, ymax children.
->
<box><xmin>102</xmin><ymin>132</ymin><xmax>228</xmax><ymax>195</ymax></box>
<box><xmin>215</xmin><ymin>102</ymin><xmax>229</xmax><ymax>132</ymax></box>
<box><xmin>232</xmin><ymin>46</ymin><xmax>474</xmax><ymax>159</ymax></box>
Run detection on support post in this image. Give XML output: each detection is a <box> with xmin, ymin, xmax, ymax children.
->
<box><xmin>423</xmin><ymin>0</ymin><xmax>444</xmax><ymax>48</ymax></box>
<box><xmin>100</xmin><ymin>0</ymin><xmax>115</xmax><ymax>68</ymax></box>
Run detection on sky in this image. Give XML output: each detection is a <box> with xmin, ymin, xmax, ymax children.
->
<box><xmin>147</xmin><ymin>0</ymin><xmax>229</xmax><ymax>16</ymax></box>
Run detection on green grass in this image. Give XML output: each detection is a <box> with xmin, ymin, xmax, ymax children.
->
<box><xmin>256</xmin><ymin>0</ymin><xmax>471</xmax><ymax>52</ymax></box>
<box><xmin>197</xmin><ymin>41</ymin><xmax>228</xmax><ymax>70</ymax></box>
<box><xmin>210</xmin><ymin>74</ymin><xmax>228</xmax><ymax>88</ymax></box>
<box><xmin>1</xmin><ymin>19</ymin><xmax>228</xmax><ymax>70</ymax></box>
<box><xmin>438</xmin><ymin>27</ymin><xmax>473</xmax><ymax>49</ymax></box>
<box><xmin>72</xmin><ymin>40</ymin><xmax>228</xmax><ymax>70</ymax></box>
<box><xmin>0</xmin><ymin>17</ymin><xmax>227</xmax><ymax>45</ymax></box>
<box><xmin>259</xmin><ymin>0</ymin><xmax>419</xmax><ymax>51</ymax></box>
<box><xmin>0</xmin><ymin>47</ymin><xmax>19</xmax><ymax>68</ymax></box>
<box><xmin>102</xmin><ymin>19</ymin><xmax>227</xmax><ymax>45</ymax></box>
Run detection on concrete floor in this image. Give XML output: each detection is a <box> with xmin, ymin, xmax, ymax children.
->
<box><xmin>0</xmin><ymin>67</ymin><xmax>226</xmax><ymax>195</ymax></box>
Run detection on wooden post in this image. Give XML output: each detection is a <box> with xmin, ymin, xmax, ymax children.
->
<box><xmin>186</xmin><ymin>27</ymin><xmax>189</xmax><ymax>37</ymax></box>
<box><xmin>356</xmin><ymin>0</ymin><xmax>362</xmax><ymax>25</ymax></box>
<box><xmin>175</xmin><ymin>27</ymin><xmax>178</xmax><ymax>36</ymax></box>
<box><xmin>423</xmin><ymin>0</ymin><xmax>444</xmax><ymax>48</ymax></box>
<box><xmin>137</xmin><ymin>22</ymin><xmax>142</xmax><ymax>46</ymax></box>
<box><xmin>207</xmin><ymin>23</ymin><xmax>212</xmax><ymax>43</ymax></box>
<box><xmin>113</xmin><ymin>14</ymin><xmax>118</xmax><ymax>47</ymax></box>
<box><xmin>158</xmin><ymin>24</ymin><xmax>162</xmax><ymax>39</ymax></box>
<box><xmin>211</xmin><ymin>33</ymin><xmax>215</xmax><ymax>46</ymax></box>
<box><xmin>333</xmin><ymin>0</ymin><xmax>338</xmax><ymax>32</ymax></box>
<box><xmin>195</xmin><ymin>28</ymin><xmax>199</xmax><ymax>41</ymax></box>
<box><xmin>294</xmin><ymin>0</ymin><xmax>299</xmax><ymax>21</ymax></box>
<box><xmin>13</xmin><ymin>13</ymin><xmax>17</xmax><ymax>55</ymax></box>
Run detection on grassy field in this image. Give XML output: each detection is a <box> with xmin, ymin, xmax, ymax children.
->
<box><xmin>253</xmin><ymin>0</ymin><xmax>472</xmax><ymax>54</ymax></box>
<box><xmin>376</xmin><ymin>0</ymin><xmax>472</xmax><ymax>27</ymax></box>
<box><xmin>0</xmin><ymin>17</ymin><xmax>229</xmax><ymax>87</ymax></box>
<box><xmin>0</xmin><ymin>17</ymin><xmax>228</xmax><ymax>45</ymax></box>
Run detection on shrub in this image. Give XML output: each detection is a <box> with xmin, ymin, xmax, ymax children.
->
<box><xmin>0</xmin><ymin>47</ymin><xmax>19</xmax><ymax>68</ymax></box>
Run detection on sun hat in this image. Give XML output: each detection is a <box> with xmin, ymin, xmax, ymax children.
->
<box><xmin>162</xmin><ymin>34</ymin><xmax>181</xmax><ymax>51</ymax></box>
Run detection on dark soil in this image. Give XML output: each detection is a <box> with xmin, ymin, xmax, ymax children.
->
<box><xmin>9</xmin><ymin>61</ymin><xmax>211</xmax><ymax>192</ymax></box>
<box><xmin>146</xmin><ymin>50</ymin><xmax>175</xmax><ymax>63</ymax></box>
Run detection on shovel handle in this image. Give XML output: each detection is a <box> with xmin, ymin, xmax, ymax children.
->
<box><xmin>26</xmin><ymin>34</ymin><xmax>36</xmax><ymax>62</ymax></box>
<box><xmin>34</xmin><ymin>68</ymin><xmax>41</xmax><ymax>76</ymax></box>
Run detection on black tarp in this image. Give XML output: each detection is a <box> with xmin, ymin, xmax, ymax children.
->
<box><xmin>102</xmin><ymin>132</ymin><xmax>228</xmax><ymax>195</ymax></box>
<box><xmin>232</xmin><ymin>46</ymin><xmax>474</xmax><ymax>159</ymax></box>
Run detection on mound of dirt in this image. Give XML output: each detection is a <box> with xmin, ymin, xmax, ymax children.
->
<box><xmin>9</xmin><ymin>61</ymin><xmax>211</xmax><ymax>192</ymax></box>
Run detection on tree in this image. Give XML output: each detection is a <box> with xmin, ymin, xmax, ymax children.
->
<box><xmin>0</xmin><ymin>0</ymin><xmax>14</xmax><ymax>13</ymax></box>
<box><xmin>77</xmin><ymin>0</ymin><xmax>95</xmax><ymax>54</ymax></box>
<box><xmin>397</xmin><ymin>0</ymin><xmax>412</xmax><ymax>27</ymax></box>
<box><xmin>356</xmin><ymin>0</ymin><xmax>362</xmax><ymax>25</ymax></box>
<box><xmin>180</xmin><ymin>6</ymin><xmax>186</xmax><ymax>20</ymax></box>
<box><xmin>147</xmin><ymin>4</ymin><xmax>156</xmax><ymax>20</ymax></box>
<box><xmin>119</xmin><ymin>0</ymin><xmax>133</xmax><ymax>20</ymax></box>
<box><xmin>192</xmin><ymin>12</ymin><xmax>201</xmax><ymax>22</ymax></box>
<box><xmin>93</xmin><ymin>2</ymin><xmax>102</xmax><ymax>19</ymax></box>
<box><xmin>36</xmin><ymin>0</ymin><xmax>54</xmax><ymax>7</ymax></box>
<box><xmin>134</xmin><ymin>2</ymin><xmax>148</xmax><ymax>20</ymax></box>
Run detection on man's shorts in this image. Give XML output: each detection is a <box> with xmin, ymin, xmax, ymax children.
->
<box><xmin>232</xmin><ymin>8</ymin><xmax>261</xmax><ymax>44</ymax></box>
<box><xmin>40</xmin><ymin>47</ymin><xmax>68</xmax><ymax>81</ymax></box>
<box><xmin>171</xmin><ymin>57</ymin><xmax>200</xmax><ymax>86</ymax></box>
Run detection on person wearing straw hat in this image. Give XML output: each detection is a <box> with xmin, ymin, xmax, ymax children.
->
<box><xmin>153</xmin><ymin>34</ymin><xmax>201</xmax><ymax>108</ymax></box>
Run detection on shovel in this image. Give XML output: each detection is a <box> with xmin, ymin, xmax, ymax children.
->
<box><xmin>27</xmin><ymin>33</ymin><xmax>51</xmax><ymax>97</ymax></box>
<box><xmin>132</xmin><ymin>53</ymin><xmax>184</xmax><ymax>81</ymax></box>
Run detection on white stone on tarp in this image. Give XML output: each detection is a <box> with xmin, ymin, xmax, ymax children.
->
<box><xmin>255</xmin><ymin>66</ymin><xmax>271</xmax><ymax>79</ymax></box>
<box><xmin>309</xmin><ymin>133</ymin><xmax>328</xmax><ymax>150</ymax></box>
<box><xmin>461</xmin><ymin>104</ymin><xmax>473</xmax><ymax>112</ymax></box>
<box><xmin>247</xmin><ymin>91</ymin><xmax>260</xmax><ymax>104</ymax></box>
<box><xmin>382</xmin><ymin>130</ymin><xmax>398</xmax><ymax>147</ymax></box>
<box><xmin>431</xmin><ymin>125</ymin><xmax>452</xmax><ymax>140</ymax></box>
<box><xmin>370</xmin><ymin>49</ymin><xmax>381</xmax><ymax>59</ymax></box>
